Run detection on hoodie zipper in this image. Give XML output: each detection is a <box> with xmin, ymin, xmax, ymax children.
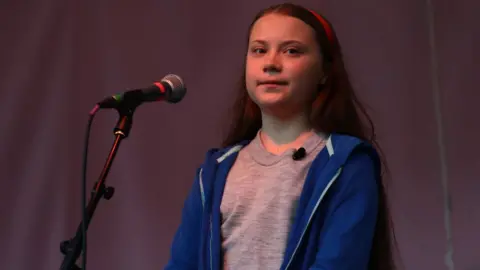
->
<box><xmin>284</xmin><ymin>167</ymin><xmax>343</xmax><ymax>270</ymax></box>
<box><xmin>198</xmin><ymin>168</ymin><xmax>213</xmax><ymax>270</ymax></box>
<box><xmin>199</xmin><ymin>168</ymin><xmax>205</xmax><ymax>209</ymax></box>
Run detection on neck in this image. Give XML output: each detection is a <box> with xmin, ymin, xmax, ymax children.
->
<box><xmin>259</xmin><ymin>112</ymin><xmax>313</xmax><ymax>154</ymax></box>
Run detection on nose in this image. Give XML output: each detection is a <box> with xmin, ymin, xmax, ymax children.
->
<box><xmin>262</xmin><ymin>51</ymin><xmax>282</xmax><ymax>75</ymax></box>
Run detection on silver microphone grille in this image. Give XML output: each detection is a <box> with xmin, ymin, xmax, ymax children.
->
<box><xmin>162</xmin><ymin>74</ymin><xmax>186</xmax><ymax>103</ymax></box>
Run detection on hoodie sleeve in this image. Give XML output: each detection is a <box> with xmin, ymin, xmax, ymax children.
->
<box><xmin>164</xmin><ymin>167</ymin><xmax>204</xmax><ymax>270</ymax></box>
<box><xmin>310</xmin><ymin>149</ymin><xmax>380</xmax><ymax>270</ymax></box>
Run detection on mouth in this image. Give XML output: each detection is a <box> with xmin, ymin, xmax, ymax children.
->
<box><xmin>257</xmin><ymin>80</ymin><xmax>289</xmax><ymax>86</ymax></box>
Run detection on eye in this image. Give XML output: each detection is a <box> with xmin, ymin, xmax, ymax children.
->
<box><xmin>250</xmin><ymin>47</ymin><xmax>266</xmax><ymax>54</ymax></box>
<box><xmin>285</xmin><ymin>48</ymin><xmax>302</xmax><ymax>55</ymax></box>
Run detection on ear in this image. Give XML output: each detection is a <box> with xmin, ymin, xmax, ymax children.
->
<box><xmin>320</xmin><ymin>75</ymin><xmax>328</xmax><ymax>85</ymax></box>
<box><xmin>317</xmin><ymin>75</ymin><xmax>328</xmax><ymax>92</ymax></box>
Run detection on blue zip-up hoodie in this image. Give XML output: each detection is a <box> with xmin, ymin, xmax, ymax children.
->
<box><xmin>165</xmin><ymin>133</ymin><xmax>380</xmax><ymax>270</ymax></box>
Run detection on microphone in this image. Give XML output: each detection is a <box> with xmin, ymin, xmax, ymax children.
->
<box><xmin>97</xmin><ymin>74</ymin><xmax>186</xmax><ymax>109</ymax></box>
<box><xmin>292</xmin><ymin>147</ymin><xmax>306</xmax><ymax>160</ymax></box>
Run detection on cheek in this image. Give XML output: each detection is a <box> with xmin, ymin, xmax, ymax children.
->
<box><xmin>288</xmin><ymin>62</ymin><xmax>322</xmax><ymax>100</ymax></box>
<box><xmin>245</xmin><ymin>58</ymin><xmax>258</xmax><ymax>91</ymax></box>
<box><xmin>283</xmin><ymin>60</ymin><xmax>305</xmax><ymax>77</ymax></box>
<box><xmin>297</xmin><ymin>61</ymin><xmax>322</xmax><ymax>83</ymax></box>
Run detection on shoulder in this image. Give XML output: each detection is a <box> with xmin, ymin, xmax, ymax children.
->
<box><xmin>313</xmin><ymin>133</ymin><xmax>381</xmax><ymax>188</ymax></box>
<box><xmin>313</xmin><ymin>134</ymin><xmax>382</xmax><ymax>218</ymax></box>
<box><xmin>326</xmin><ymin>133</ymin><xmax>382</xmax><ymax>193</ymax></box>
<box><xmin>201</xmin><ymin>140</ymin><xmax>251</xmax><ymax>166</ymax></box>
<box><xmin>326</xmin><ymin>133</ymin><xmax>380</xmax><ymax>167</ymax></box>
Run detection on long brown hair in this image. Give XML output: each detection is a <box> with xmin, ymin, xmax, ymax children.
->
<box><xmin>221</xmin><ymin>2</ymin><xmax>398</xmax><ymax>269</ymax></box>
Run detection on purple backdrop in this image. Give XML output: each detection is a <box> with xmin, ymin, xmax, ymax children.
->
<box><xmin>0</xmin><ymin>0</ymin><xmax>478</xmax><ymax>269</ymax></box>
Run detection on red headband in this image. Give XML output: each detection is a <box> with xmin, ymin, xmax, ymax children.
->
<box><xmin>308</xmin><ymin>10</ymin><xmax>334</xmax><ymax>44</ymax></box>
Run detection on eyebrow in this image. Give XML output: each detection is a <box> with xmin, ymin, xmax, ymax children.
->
<box><xmin>249</xmin><ymin>39</ymin><xmax>307</xmax><ymax>46</ymax></box>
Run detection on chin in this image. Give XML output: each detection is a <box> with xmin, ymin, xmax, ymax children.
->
<box><xmin>251</xmin><ymin>93</ymin><xmax>305</xmax><ymax>117</ymax></box>
<box><xmin>255</xmin><ymin>99</ymin><xmax>293</xmax><ymax>115</ymax></box>
<box><xmin>248</xmin><ymin>89</ymin><xmax>293</xmax><ymax>110</ymax></box>
<box><xmin>255</xmin><ymin>96</ymin><xmax>288</xmax><ymax>107</ymax></box>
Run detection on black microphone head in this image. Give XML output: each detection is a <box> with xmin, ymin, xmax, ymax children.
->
<box><xmin>292</xmin><ymin>147</ymin><xmax>306</xmax><ymax>160</ymax></box>
<box><xmin>162</xmin><ymin>74</ymin><xmax>186</xmax><ymax>103</ymax></box>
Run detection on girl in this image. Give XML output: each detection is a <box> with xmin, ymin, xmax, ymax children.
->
<box><xmin>165</xmin><ymin>3</ymin><xmax>396</xmax><ymax>270</ymax></box>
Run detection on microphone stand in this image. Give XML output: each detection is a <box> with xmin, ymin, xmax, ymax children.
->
<box><xmin>59</xmin><ymin>103</ymin><xmax>137</xmax><ymax>270</ymax></box>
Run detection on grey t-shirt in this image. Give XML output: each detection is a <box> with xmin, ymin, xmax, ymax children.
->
<box><xmin>220</xmin><ymin>131</ymin><xmax>326</xmax><ymax>270</ymax></box>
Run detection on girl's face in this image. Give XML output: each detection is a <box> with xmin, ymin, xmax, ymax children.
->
<box><xmin>245</xmin><ymin>13</ymin><xmax>324</xmax><ymax>118</ymax></box>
